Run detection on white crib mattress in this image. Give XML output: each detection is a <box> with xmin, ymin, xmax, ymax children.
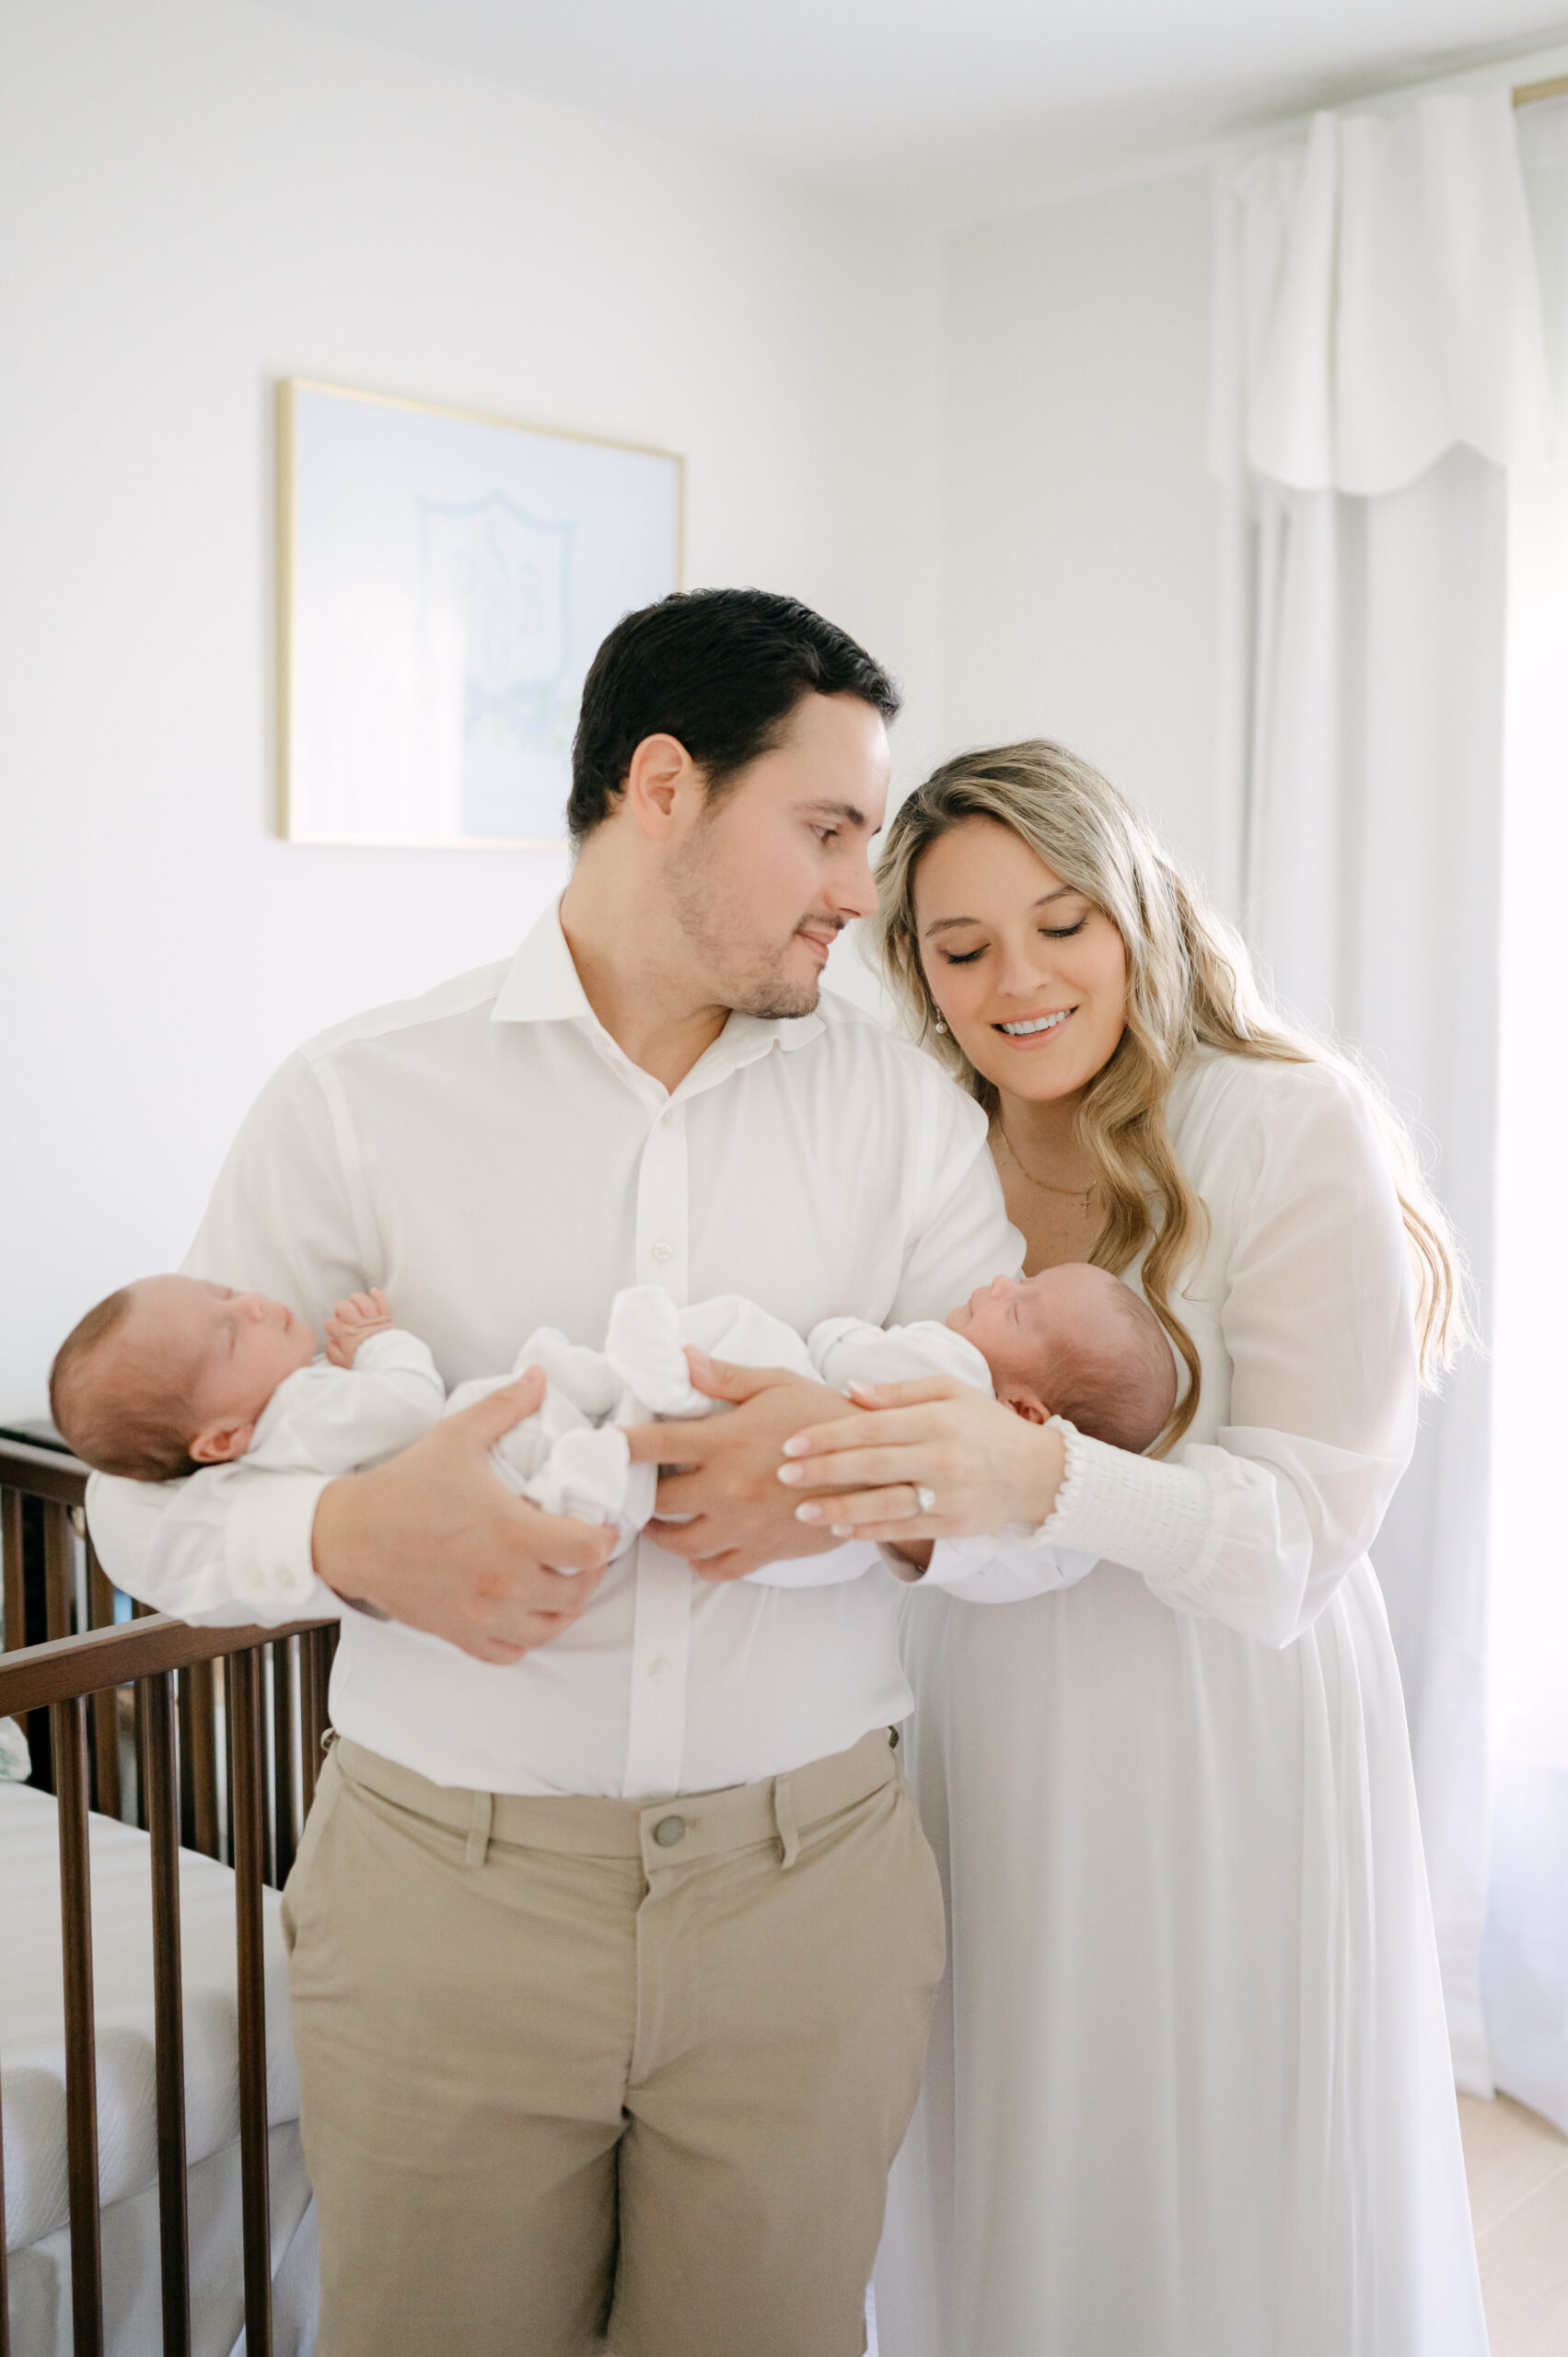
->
<box><xmin>0</xmin><ymin>1778</ymin><xmax>302</xmax><ymax>2252</ymax></box>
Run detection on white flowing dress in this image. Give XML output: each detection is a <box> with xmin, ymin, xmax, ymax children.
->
<box><xmin>875</xmin><ymin>1051</ymin><xmax>1489</xmax><ymax>2357</ymax></box>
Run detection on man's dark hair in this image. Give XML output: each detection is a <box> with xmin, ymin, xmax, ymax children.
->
<box><xmin>567</xmin><ymin>587</ymin><xmax>900</xmax><ymax>841</ymax></box>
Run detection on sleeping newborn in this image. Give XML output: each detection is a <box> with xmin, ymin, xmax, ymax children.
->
<box><xmin>50</xmin><ymin>1265</ymin><xmax>1173</xmax><ymax>1596</ymax></box>
<box><xmin>48</xmin><ymin>1278</ymin><xmax>447</xmax><ymax>1482</ymax></box>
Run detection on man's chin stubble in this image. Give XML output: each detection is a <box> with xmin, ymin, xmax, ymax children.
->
<box><xmin>732</xmin><ymin>973</ymin><xmax>821</xmax><ymax>1021</ymax></box>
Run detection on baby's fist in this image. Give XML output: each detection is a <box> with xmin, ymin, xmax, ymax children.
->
<box><xmin>326</xmin><ymin>1287</ymin><xmax>396</xmax><ymax>1369</ymax></box>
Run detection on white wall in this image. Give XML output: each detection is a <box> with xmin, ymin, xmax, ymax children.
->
<box><xmin>936</xmin><ymin>168</ymin><xmax>1223</xmax><ymax>883</ymax></box>
<box><xmin>0</xmin><ymin>0</ymin><xmax>942</xmax><ymax>1412</ymax></box>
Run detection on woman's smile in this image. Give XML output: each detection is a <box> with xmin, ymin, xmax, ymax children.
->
<box><xmin>993</xmin><ymin>1006</ymin><xmax>1076</xmax><ymax>1042</ymax></box>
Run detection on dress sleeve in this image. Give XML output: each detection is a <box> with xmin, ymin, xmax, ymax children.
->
<box><xmin>85</xmin><ymin>1051</ymin><xmax>367</xmax><ymax>1624</ymax></box>
<box><xmin>1038</xmin><ymin>1062</ymin><xmax>1420</xmax><ymax>1647</ymax></box>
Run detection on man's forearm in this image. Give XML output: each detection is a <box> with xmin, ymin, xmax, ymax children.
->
<box><xmin>87</xmin><ymin>1465</ymin><xmax>342</xmax><ymax>1628</ymax></box>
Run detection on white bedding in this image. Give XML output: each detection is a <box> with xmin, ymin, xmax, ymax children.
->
<box><xmin>0</xmin><ymin>1780</ymin><xmax>318</xmax><ymax>2355</ymax></box>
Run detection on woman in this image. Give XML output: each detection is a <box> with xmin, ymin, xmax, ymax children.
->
<box><xmin>784</xmin><ymin>744</ymin><xmax>1488</xmax><ymax>2356</ymax></box>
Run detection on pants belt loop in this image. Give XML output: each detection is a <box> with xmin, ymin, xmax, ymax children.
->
<box><xmin>465</xmin><ymin>1787</ymin><xmax>494</xmax><ymax>1870</ymax></box>
<box><xmin>772</xmin><ymin>1773</ymin><xmax>800</xmax><ymax>1871</ymax></box>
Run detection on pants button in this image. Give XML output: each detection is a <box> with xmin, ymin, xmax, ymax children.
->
<box><xmin>653</xmin><ymin>1814</ymin><xmax>687</xmax><ymax>1847</ymax></box>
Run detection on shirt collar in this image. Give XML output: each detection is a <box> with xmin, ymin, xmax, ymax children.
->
<box><xmin>491</xmin><ymin>898</ymin><xmax>826</xmax><ymax>1082</ymax></box>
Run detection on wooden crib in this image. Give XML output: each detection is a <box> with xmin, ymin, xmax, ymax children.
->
<box><xmin>0</xmin><ymin>1434</ymin><xmax>337</xmax><ymax>2357</ymax></box>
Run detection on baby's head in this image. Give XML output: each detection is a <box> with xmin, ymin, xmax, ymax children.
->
<box><xmin>947</xmin><ymin>1263</ymin><xmax>1177</xmax><ymax>1454</ymax></box>
<box><xmin>50</xmin><ymin>1277</ymin><xmax>314</xmax><ymax>1480</ymax></box>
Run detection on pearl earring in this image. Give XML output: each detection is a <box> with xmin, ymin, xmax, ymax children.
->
<box><xmin>934</xmin><ymin>1014</ymin><xmax>947</xmax><ymax>1035</ymax></box>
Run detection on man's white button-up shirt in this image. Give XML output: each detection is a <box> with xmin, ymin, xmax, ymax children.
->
<box><xmin>87</xmin><ymin>902</ymin><xmax>1019</xmax><ymax>1799</ymax></box>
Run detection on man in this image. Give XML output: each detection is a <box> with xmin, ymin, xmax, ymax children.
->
<box><xmin>88</xmin><ymin>589</ymin><xmax>1016</xmax><ymax>2356</ymax></box>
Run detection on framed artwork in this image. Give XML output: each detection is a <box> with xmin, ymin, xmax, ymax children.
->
<box><xmin>277</xmin><ymin>379</ymin><xmax>684</xmax><ymax>845</ymax></box>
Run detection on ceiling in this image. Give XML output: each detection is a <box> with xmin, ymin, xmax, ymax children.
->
<box><xmin>258</xmin><ymin>0</ymin><xmax>1568</xmax><ymax>219</ymax></box>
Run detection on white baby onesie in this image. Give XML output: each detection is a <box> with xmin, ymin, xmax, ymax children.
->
<box><xmin>470</xmin><ymin>1290</ymin><xmax>1067</xmax><ymax>1598</ymax></box>
<box><xmin>444</xmin><ymin>1289</ymin><xmax>823</xmax><ymax>1569</ymax></box>
<box><xmin>242</xmin><ymin>1329</ymin><xmax>447</xmax><ymax>1473</ymax></box>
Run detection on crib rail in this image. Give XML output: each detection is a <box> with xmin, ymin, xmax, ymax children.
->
<box><xmin>1</xmin><ymin>1439</ymin><xmax>127</xmax><ymax>1817</ymax></box>
<box><xmin>0</xmin><ymin>1574</ymin><xmax>337</xmax><ymax>2347</ymax></box>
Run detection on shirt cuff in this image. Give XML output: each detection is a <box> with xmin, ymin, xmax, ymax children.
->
<box><xmin>1040</xmin><ymin>1418</ymin><xmax>1210</xmax><ymax>1582</ymax></box>
<box><xmin>224</xmin><ymin>1470</ymin><xmax>343</xmax><ymax>1623</ymax></box>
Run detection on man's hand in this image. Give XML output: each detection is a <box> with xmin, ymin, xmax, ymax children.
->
<box><xmin>312</xmin><ymin>1373</ymin><xmax>616</xmax><ymax>1662</ymax></box>
<box><xmin>621</xmin><ymin>1351</ymin><xmax>870</xmax><ymax>1583</ymax></box>
<box><xmin>325</xmin><ymin>1287</ymin><xmax>397</xmax><ymax>1368</ymax></box>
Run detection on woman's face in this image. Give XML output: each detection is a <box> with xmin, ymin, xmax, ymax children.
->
<box><xmin>912</xmin><ymin>818</ymin><xmax>1129</xmax><ymax>1103</ymax></box>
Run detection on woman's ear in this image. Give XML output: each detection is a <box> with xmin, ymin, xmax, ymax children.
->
<box><xmin>189</xmin><ymin>1418</ymin><xmax>255</xmax><ymax>1465</ymax></box>
<box><xmin>997</xmin><ymin>1384</ymin><xmax>1050</xmax><ymax>1425</ymax></box>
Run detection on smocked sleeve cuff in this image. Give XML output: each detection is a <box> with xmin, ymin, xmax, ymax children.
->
<box><xmin>1040</xmin><ymin>1417</ymin><xmax>1210</xmax><ymax>1582</ymax></box>
<box><xmin>223</xmin><ymin>1471</ymin><xmax>343</xmax><ymax>1624</ymax></box>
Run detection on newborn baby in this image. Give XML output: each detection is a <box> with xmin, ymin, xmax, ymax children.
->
<box><xmin>49</xmin><ymin>1278</ymin><xmax>447</xmax><ymax>1482</ymax></box>
<box><xmin>51</xmin><ymin>1265</ymin><xmax>1172</xmax><ymax>1596</ymax></box>
<box><xmin>450</xmin><ymin>1262</ymin><xmax>1176</xmax><ymax>1591</ymax></box>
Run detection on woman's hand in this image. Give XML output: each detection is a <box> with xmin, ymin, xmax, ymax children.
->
<box><xmin>777</xmin><ymin>1376</ymin><xmax>1068</xmax><ymax>1549</ymax></box>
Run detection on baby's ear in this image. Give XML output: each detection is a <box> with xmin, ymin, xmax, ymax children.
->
<box><xmin>997</xmin><ymin>1384</ymin><xmax>1050</xmax><ymax>1426</ymax></box>
<box><xmin>189</xmin><ymin>1418</ymin><xmax>255</xmax><ymax>1465</ymax></box>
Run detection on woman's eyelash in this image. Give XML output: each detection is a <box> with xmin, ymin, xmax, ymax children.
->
<box><xmin>941</xmin><ymin>917</ymin><xmax>1088</xmax><ymax>967</ymax></box>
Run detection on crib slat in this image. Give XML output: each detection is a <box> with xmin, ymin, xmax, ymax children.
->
<box><xmin>300</xmin><ymin>1632</ymin><xmax>323</xmax><ymax>1816</ymax></box>
<box><xmin>140</xmin><ymin>1671</ymin><xmax>192</xmax><ymax>2357</ymax></box>
<box><xmin>43</xmin><ymin>1501</ymin><xmax>75</xmax><ymax>1643</ymax></box>
<box><xmin>85</xmin><ymin>1539</ymin><xmax>122</xmax><ymax>1822</ymax></box>
<box><xmin>271</xmin><ymin>1638</ymin><xmax>296</xmax><ymax>1887</ymax></box>
<box><xmin>299</xmin><ymin>1623</ymin><xmax>335</xmax><ymax>1817</ymax></box>
<box><xmin>52</xmin><ymin>1694</ymin><xmax>104</xmax><ymax>2356</ymax></box>
<box><xmin>1</xmin><ymin>1485</ymin><xmax>23</xmax><ymax>1655</ymax></box>
<box><xmin>185</xmin><ymin>1660</ymin><xmax>220</xmax><ymax>1859</ymax></box>
<box><xmin>133</xmin><ymin>1678</ymin><xmax>149</xmax><ymax>1831</ymax></box>
<box><xmin>227</xmin><ymin>1651</ymin><xmax>273</xmax><ymax>2353</ymax></box>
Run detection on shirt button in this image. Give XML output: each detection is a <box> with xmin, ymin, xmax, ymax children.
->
<box><xmin>653</xmin><ymin>1814</ymin><xmax>687</xmax><ymax>1847</ymax></box>
<box><xmin>647</xmin><ymin>1655</ymin><xmax>671</xmax><ymax>1682</ymax></box>
<box><xmin>246</xmin><ymin>1567</ymin><xmax>265</xmax><ymax>1591</ymax></box>
<box><xmin>651</xmin><ymin>1240</ymin><xmax>674</xmax><ymax>1262</ymax></box>
<box><xmin>658</xmin><ymin>1107</ymin><xmax>673</xmax><ymax>1125</ymax></box>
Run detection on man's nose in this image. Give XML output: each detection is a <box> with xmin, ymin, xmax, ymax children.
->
<box><xmin>828</xmin><ymin>846</ymin><xmax>879</xmax><ymax>922</ymax></box>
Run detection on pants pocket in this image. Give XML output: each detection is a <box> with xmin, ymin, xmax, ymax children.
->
<box><xmin>281</xmin><ymin>1747</ymin><xmax>345</xmax><ymax>1954</ymax></box>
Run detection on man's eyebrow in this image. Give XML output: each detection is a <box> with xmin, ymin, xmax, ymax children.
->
<box><xmin>922</xmin><ymin>886</ymin><xmax>1080</xmax><ymax>938</ymax></box>
<box><xmin>799</xmin><ymin>799</ymin><xmax>870</xmax><ymax>829</ymax></box>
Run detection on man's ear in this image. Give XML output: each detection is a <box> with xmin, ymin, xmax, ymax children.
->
<box><xmin>997</xmin><ymin>1384</ymin><xmax>1051</xmax><ymax>1426</ymax></box>
<box><xmin>621</xmin><ymin>732</ymin><xmax>699</xmax><ymax>840</ymax></box>
<box><xmin>189</xmin><ymin>1418</ymin><xmax>255</xmax><ymax>1465</ymax></box>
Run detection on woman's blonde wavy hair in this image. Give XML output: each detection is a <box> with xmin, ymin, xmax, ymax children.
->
<box><xmin>874</xmin><ymin>739</ymin><xmax>1468</xmax><ymax>1452</ymax></box>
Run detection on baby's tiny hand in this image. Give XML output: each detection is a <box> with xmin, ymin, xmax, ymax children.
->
<box><xmin>325</xmin><ymin>1287</ymin><xmax>396</xmax><ymax>1369</ymax></box>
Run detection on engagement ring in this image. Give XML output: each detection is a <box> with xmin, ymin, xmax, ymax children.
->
<box><xmin>915</xmin><ymin>1485</ymin><xmax>937</xmax><ymax>1515</ymax></box>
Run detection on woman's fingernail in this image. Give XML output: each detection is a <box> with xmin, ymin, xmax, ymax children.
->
<box><xmin>795</xmin><ymin>1502</ymin><xmax>823</xmax><ymax>1523</ymax></box>
<box><xmin>831</xmin><ymin>1524</ymin><xmax>854</xmax><ymax>1538</ymax></box>
<box><xmin>782</xmin><ymin>1435</ymin><xmax>809</xmax><ymax>1457</ymax></box>
<box><xmin>848</xmin><ymin>1381</ymin><xmax>879</xmax><ymax>1400</ymax></box>
<box><xmin>777</xmin><ymin>1464</ymin><xmax>803</xmax><ymax>1485</ymax></box>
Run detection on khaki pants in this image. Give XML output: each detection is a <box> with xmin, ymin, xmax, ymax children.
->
<box><xmin>282</xmin><ymin>1727</ymin><xmax>944</xmax><ymax>2357</ymax></box>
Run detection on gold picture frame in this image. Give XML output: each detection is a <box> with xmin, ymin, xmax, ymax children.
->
<box><xmin>277</xmin><ymin>378</ymin><xmax>686</xmax><ymax>847</ymax></box>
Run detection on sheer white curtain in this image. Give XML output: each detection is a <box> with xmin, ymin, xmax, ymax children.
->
<box><xmin>1209</xmin><ymin>87</ymin><xmax>1553</xmax><ymax>2091</ymax></box>
<box><xmin>1487</xmin><ymin>90</ymin><xmax>1568</xmax><ymax>2138</ymax></box>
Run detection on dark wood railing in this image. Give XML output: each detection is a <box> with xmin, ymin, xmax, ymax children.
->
<box><xmin>0</xmin><ymin>1436</ymin><xmax>337</xmax><ymax>2357</ymax></box>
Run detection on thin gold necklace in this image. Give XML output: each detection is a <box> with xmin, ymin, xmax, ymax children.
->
<box><xmin>996</xmin><ymin>1119</ymin><xmax>1098</xmax><ymax>1206</ymax></box>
